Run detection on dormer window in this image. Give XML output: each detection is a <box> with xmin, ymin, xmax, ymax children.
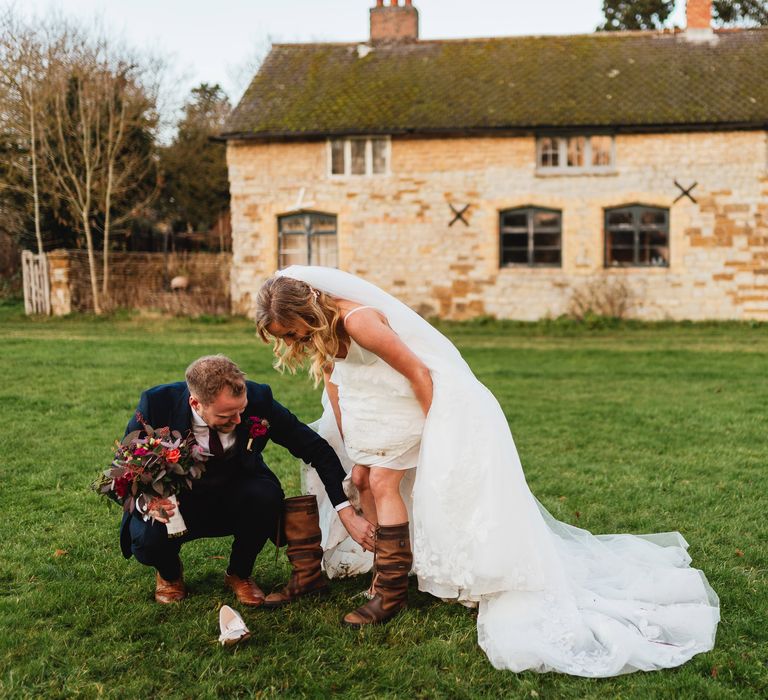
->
<box><xmin>329</xmin><ymin>137</ymin><xmax>390</xmax><ymax>176</ymax></box>
<box><xmin>536</xmin><ymin>135</ymin><xmax>615</xmax><ymax>173</ymax></box>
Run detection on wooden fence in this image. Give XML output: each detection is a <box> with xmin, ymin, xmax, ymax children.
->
<box><xmin>21</xmin><ymin>250</ymin><xmax>51</xmax><ymax>315</ymax></box>
<box><xmin>46</xmin><ymin>249</ymin><xmax>232</xmax><ymax>315</ymax></box>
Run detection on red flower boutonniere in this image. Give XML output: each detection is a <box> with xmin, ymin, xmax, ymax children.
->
<box><xmin>247</xmin><ymin>416</ymin><xmax>270</xmax><ymax>451</ymax></box>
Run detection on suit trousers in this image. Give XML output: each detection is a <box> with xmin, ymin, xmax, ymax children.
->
<box><xmin>128</xmin><ymin>471</ymin><xmax>284</xmax><ymax>581</ymax></box>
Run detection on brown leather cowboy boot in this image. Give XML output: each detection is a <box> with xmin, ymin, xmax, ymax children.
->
<box><xmin>342</xmin><ymin>522</ymin><xmax>411</xmax><ymax>628</ymax></box>
<box><xmin>263</xmin><ymin>495</ymin><xmax>329</xmax><ymax>608</ymax></box>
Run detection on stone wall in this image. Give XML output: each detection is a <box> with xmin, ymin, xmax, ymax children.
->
<box><xmin>47</xmin><ymin>250</ymin><xmax>231</xmax><ymax>315</ymax></box>
<box><xmin>227</xmin><ymin>130</ymin><xmax>768</xmax><ymax>320</ymax></box>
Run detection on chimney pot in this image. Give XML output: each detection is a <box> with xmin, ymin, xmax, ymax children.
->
<box><xmin>686</xmin><ymin>0</ymin><xmax>712</xmax><ymax>30</ymax></box>
<box><xmin>370</xmin><ymin>1</ymin><xmax>419</xmax><ymax>43</ymax></box>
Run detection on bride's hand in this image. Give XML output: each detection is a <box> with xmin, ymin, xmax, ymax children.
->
<box><xmin>337</xmin><ymin>506</ymin><xmax>375</xmax><ymax>552</ymax></box>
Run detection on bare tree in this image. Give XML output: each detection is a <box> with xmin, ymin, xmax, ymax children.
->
<box><xmin>99</xmin><ymin>56</ymin><xmax>160</xmax><ymax>297</ymax></box>
<box><xmin>37</xmin><ymin>30</ymin><xmax>161</xmax><ymax>313</ymax></box>
<box><xmin>0</xmin><ymin>9</ymin><xmax>50</xmax><ymax>253</ymax></box>
<box><xmin>44</xmin><ymin>52</ymin><xmax>105</xmax><ymax>311</ymax></box>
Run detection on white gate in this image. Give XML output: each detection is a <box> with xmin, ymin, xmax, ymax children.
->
<box><xmin>21</xmin><ymin>250</ymin><xmax>51</xmax><ymax>315</ymax></box>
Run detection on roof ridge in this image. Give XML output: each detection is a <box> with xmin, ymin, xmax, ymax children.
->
<box><xmin>269</xmin><ymin>26</ymin><xmax>768</xmax><ymax>49</ymax></box>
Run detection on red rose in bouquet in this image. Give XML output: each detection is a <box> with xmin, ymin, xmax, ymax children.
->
<box><xmin>93</xmin><ymin>414</ymin><xmax>208</xmax><ymax>537</ymax></box>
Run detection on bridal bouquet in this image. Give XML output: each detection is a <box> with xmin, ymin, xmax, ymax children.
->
<box><xmin>93</xmin><ymin>416</ymin><xmax>208</xmax><ymax>537</ymax></box>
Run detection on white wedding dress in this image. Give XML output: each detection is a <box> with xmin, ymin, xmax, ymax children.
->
<box><xmin>280</xmin><ymin>265</ymin><xmax>719</xmax><ymax>677</ymax></box>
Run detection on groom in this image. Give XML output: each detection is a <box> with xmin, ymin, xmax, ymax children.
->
<box><xmin>119</xmin><ymin>354</ymin><xmax>374</xmax><ymax>604</ymax></box>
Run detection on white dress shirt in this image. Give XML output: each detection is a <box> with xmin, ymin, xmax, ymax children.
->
<box><xmin>191</xmin><ymin>408</ymin><xmax>351</xmax><ymax>512</ymax></box>
<box><xmin>190</xmin><ymin>408</ymin><xmax>237</xmax><ymax>452</ymax></box>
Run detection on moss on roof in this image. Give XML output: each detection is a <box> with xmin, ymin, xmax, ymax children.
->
<box><xmin>222</xmin><ymin>30</ymin><xmax>768</xmax><ymax>138</ymax></box>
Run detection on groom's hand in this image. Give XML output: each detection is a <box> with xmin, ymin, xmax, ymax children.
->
<box><xmin>337</xmin><ymin>506</ymin><xmax>375</xmax><ymax>552</ymax></box>
<box><xmin>147</xmin><ymin>497</ymin><xmax>176</xmax><ymax>524</ymax></box>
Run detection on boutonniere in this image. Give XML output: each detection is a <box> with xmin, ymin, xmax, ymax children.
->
<box><xmin>246</xmin><ymin>416</ymin><xmax>270</xmax><ymax>451</ymax></box>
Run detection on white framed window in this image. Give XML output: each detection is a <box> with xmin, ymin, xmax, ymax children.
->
<box><xmin>328</xmin><ymin>137</ymin><xmax>390</xmax><ymax>176</ymax></box>
<box><xmin>536</xmin><ymin>135</ymin><xmax>615</xmax><ymax>173</ymax></box>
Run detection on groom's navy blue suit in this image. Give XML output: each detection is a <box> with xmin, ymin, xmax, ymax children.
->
<box><xmin>119</xmin><ymin>380</ymin><xmax>347</xmax><ymax>581</ymax></box>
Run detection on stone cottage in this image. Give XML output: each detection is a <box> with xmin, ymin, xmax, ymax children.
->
<box><xmin>221</xmin><ymin>0</ymin><xmax>768</xmax><ymax>320</ymax></box>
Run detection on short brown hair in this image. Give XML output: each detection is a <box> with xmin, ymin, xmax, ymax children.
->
<box><xmin>185</xmin><ymin>355</ymin><xmax>246</xmax><ymax>404</ymax></box>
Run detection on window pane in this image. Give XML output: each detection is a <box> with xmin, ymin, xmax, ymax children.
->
<box><xmin>351</xmin><ymin>140</ymin><xmax>366</xmax><ymax>175</ymax></box>
<box><xmin>501</xmin><ymin>248</ymin><xmax>529</xmax><ymax>265</ymax></box>
<box><xmin>331</xmin><ymin>140</ymin><xmax>345</xmax><ymax>175</ymax></box>
<box><xmin>607</xmin><ymin>247</ymin><xmax>635</xmax><ymax>265</ymax></box>
<box><xmin>539</xmin><ymin>137</ymin><xmax>559</xmax><ymax>167</ymax></box>
<box><xmin>372</xmin><ymin>138</ymin><xmax>387</xmax><ymax>174</ymax></box>
<box><xmin>533</xmin><ymin>211</ymin><xmax>560</xmax><ymax>228</ymax></box>
<box><xmin>640</xmin><ymin>231</ymin><xmax>669</xmax><ymax>266</ymax></box>
<box><xmin>640</xmin><ymin>208</ymin><xmax>666</xmax><ymax>225</ymax></box>
<box><xmin>533</xmin><ymin>248</ymin><xmax>561</xmax><ymax>265</ymax></box>
<box><xmin>278</xmin><ymin>233</ymin><xmax>308</xmax><ymax>268</ymax></box>
<box><xmin>650</xmin><ymin>247</ymin><xmax>669</xmax><ymax>266</ymax></box>
<box><xmin>607</xmin><ymin>225</ymin><xmax>635</xmax><ymax>265</ymax></box>
<box><xmin>567</xmin><ymin>137</ymin><xmax>585</xmax><ymax>167</ymax></box>
<box><xmin>591</xmin><ymin>136</ymin><xmax>612</xmax><ymax>167</ymax></box>
<box><xmin>501</xmin><ymin>212</ymin><xmax>528</xmax><ymax>229</ymax></box>
<box><xmin>533</xmin><ymin>232</ymin><xmax>560</xmax><ymax>248</ymax></box>
<box><xmin>643</xmin><ymin>230</ymin><xmax>668</xmax><ymax>248</ymax></box>
<box><xmin>609</xmin><ymin>230</ymin><xmax>635</xmax><ymax>248</ymax></box>
<box><xmin>279</xmin><ymin>214</ymin><xmax>307</xmax><ymax>234</ymax></box>
<box><xmin>607</xmin><ymin>210</ymin><xmax>633</xmax><ymax>227</ymax></box>
<box><xmin>311</xmin><ymin>233</ymin><xmax>338</xmax><ymax>267</ymax></box>
<box><xmin>502</xmin><ymin>233</ymin><xmax>528</xmax><ymax>249</ymax></box>
<box><xmin>310</xmin><ymin>214</ymin><xmax>337</xmax><ymax>233</ymax></box>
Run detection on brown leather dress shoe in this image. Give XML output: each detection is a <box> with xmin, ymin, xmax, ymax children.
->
<box><xmin>155</xmin><ymin>571</ymin><xmax>187</xmax><ymax>604</ymax></box>
<box><xmin>224</xmin><ymin>573</ymin><xmax>265</xmax><ymax>606</ymax></box>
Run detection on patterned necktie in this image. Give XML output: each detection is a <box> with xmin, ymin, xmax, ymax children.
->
<box><xmin>208</xmin><ymin>427</ymin><xmax>224</xmax><ymax>457</ymax></box>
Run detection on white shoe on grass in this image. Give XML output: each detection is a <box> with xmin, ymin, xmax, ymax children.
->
<box><xmin>218</xmin><ymin>604</ymin><xmax>250</xmax><ymax>646</ymax></box>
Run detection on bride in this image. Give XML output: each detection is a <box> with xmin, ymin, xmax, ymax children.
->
<box><xmin>254</xmin><ymin>265</ymin><xmax>719</xmax><ymax>677</ymax></box>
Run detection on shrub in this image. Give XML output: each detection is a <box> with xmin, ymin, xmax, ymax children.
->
<box><xmin>567</xmin><ymin>277</ymin><xmax>634</xmax><ymax>320</ymax></box>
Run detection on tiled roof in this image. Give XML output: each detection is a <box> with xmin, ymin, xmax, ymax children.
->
<box><xmin>222</xmin><ymin>30</ymin><xmax>768</xmax><ymax>139</ymax></box>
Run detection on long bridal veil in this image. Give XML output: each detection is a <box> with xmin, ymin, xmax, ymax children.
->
<box><xmin>279</xmin><ymin>265</ymin><xmax>719</xmax><ymax>677</ymax></box>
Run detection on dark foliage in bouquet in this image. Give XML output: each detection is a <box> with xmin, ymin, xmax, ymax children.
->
<box><xmin>93</xmin><ymin>413</ymin><xmax>208</xmax><ymax>514</ymax></box>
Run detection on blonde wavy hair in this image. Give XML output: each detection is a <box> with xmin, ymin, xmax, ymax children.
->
<box><xmin>255</xmin><ymin>276</ymin><xmax>344</xmax><ymax>386</ymax></box>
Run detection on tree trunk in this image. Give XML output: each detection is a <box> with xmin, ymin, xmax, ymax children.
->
<box><xmin>102</xmin><ymin>159</ymin><xmax>113</xmax><ymax>298</ymax></box>
<box><xmin>28</xmin><ymin>88</ymin><xmax>43</xmax><ymax>255</ymax></box>
<box><xmin>82</xmin><ymin>210</ymin><xmax>101</xmax><ymax>314</ymax></box>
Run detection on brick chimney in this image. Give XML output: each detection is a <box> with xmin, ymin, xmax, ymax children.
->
<box><xmin>686</xmin><ymin>0</ymin><xmax>712</xmax><ymax>30</ymax></box>
<box><xmin>370</xmin><ymin>0</ymin><xmax>419</xmax><ymax>44</ymax></box>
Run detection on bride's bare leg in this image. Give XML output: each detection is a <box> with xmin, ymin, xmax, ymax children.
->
<box><xmin>351</xmin><ymin>465</ymin><xmax>378</xmax><ymax>598</ymax></box>
<box><xmin>369</xmin><ymin>467</ymin><xmax>407</xmax><ymax>525</ymax></box>
<box><xmin>351</xmin><ymin>464</ymin><xmax>378</xmax><ymax>526</ymax></box>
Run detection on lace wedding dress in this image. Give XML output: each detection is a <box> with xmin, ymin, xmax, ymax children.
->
<box><xmin>281</xmin><ymin>265</ymin><xmax>719</xmax><ymax>677</ymax></box>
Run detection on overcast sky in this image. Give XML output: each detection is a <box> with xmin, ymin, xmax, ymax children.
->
<box><xmin>13</xmin><ymin>0</ymin><xmax>689</xmax><ymax>107</ymax></box>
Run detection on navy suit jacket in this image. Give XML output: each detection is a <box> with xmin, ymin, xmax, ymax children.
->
<box><xmin>118</xmin><ymin>380</ymin><xmax>347</xmax><ymax>558</ymax></box>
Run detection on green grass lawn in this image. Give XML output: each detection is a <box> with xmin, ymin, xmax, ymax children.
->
<box><xmin>1</xmin><ymin>302</ymin><xmax>766</xmax><ymax>699</ymax></box>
